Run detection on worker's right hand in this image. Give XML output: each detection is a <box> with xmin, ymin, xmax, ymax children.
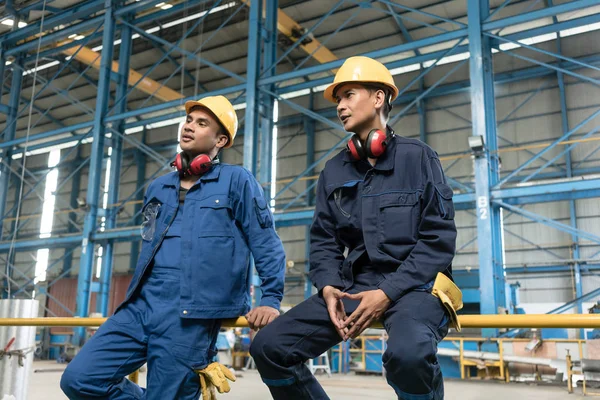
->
<box><xmin>322</xmin><ymin>286</ymin><xmax>349</xmax><ymax>340</ymax></box>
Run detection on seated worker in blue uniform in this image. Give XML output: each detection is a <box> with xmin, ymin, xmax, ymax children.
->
<box><xmin>61</xmin><ymin>95</ymin><xmax>286</xmax><ymax>400</ymax></box>
<box><xmin>250</xmin><ymin>56</ymin><xmax>461</xmax><ymax>400</ymax></box>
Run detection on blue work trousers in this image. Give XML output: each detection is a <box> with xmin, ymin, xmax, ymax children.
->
<box><xmin>60</xmin><ymin>266</ymin><xmax>221</xmax><ymax>400</ymax></box>
<box><xmin>250</xmin><ymin>272</ymin><xmax>449</xmax><ymax>400</ymax></box>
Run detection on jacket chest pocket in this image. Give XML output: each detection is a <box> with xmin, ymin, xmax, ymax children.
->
<box><xmin>326</xmin><ymin>180</ymin><xmax>361</xmax><ymax>227</ymax></box>
<box><xmin>195</xmin><ymin>195</ymin><xmax>234</xmax><ymax>232</ymax></box>
<box><xmin>378</xmin><ymin>191</ymin><xmax>421</xmax><ymax>248</ymax></box>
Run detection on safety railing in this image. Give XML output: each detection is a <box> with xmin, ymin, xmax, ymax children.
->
<box><xmin>3</xmin><ymin>313</ymin><xmax>600</xmax><ymax>328</ymax></box>
<box><xmin>3</xmin><ymin>314</ymin><xmax>600</xmax><ymax>386</ymax></box>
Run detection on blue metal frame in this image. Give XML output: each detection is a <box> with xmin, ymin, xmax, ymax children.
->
<box><xmin>97</xmin><ymin>13</ymin><xmax>133</xmax><ymax>317</ymax></box>
<box><xmin>0</xmin><ymin>0</ymin><xmax>599</xmax><ymax>327</ymax></box>
<box><xmin>74</xmin><ymin>1</ymin><xmax>116</xmax><ymax>345</ymax></box>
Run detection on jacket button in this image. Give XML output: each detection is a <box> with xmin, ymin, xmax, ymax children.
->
<box><xmin>183</xmin><ymin>310</ymin><xmax>188</xmax><ymax>315</ymax></box>
<box><xmin>215</xmin><ymin>199</ymin><xmax>220</xmax><ymax>204</ymax></box>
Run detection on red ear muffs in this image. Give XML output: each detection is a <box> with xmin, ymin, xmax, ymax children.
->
<box><xmin>347</xmin><ymin>135</ymin><xmax>365</xmax><ymax>160</ymax></box>
<box><xmin>365</xmin><ymin>129</ymin><xmax>388</xmax><ymax>158</ymax></box>
<box><xmin>173</xmin><ymin>152</ymin><xmax>189</xmax><ymax>173</ymax></box>
<box><xmin>346</xmin><ymin>129</ymin><xmax>389</xmax><ymax>160</ymax></box>
<box><xmin>171</xmin><ymin>153</ymin><xmax>213</xmax><ymax>176</ymax></box>
<box><xmin>188</xmin><ymin>153</ymin><xmax>213</xmax><ymax>176</ymax></box>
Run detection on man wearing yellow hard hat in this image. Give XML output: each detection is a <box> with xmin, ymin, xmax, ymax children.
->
<box><xmin>61</xmin><ymin>96</ymin><xmax>286</xmax><ymax>399</ymax></box>
<box><xmin>252</xmin><ymin>57</ymin><xmax>459</xmax><ymax>400</ymax></box>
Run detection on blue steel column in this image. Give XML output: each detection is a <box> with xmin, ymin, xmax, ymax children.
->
<box><xmin>259</xmin><ymin>0</ymin><xmax>277</xmax><ymax>194</ymax></box>
<box><xmin>0</xmin><ymin>56</ymin><xmax>24</xmax><ymax>240</ymax></box>
<box><xmin>74</xmin><ymin>0</ymin><xmax>116</xmax><ymax>344</ymax></box>
<box><xmin>304</xmin><ymin>92</ymin><xmax>316</xmax><ymax>299</ymax></box>
<box><xmin>98</xmin><ymin>16</ymin><xmax>133</xmax><ymax>316</ymax></box>
<box><xmin>0</xmin><ymin>47</ymin><xmax>6</xmax><ymax>105</ymax></box>
<box><xmin>468</xmin><ymin>0</ymin><xmax>505</xmax><ymax>337</ymax></box>
<box><xmin>63</xmin><ymin>148</ymin><xmax>83</xmax><ymax>275</ymax></box>
<box><xmin>129</xmin><ymin>129</ymin><xmax>147</xmax><ymax>273</ymax></box>
<box><xmin>556</xmin><ymin>51</ymin><xmax>584</xmax><ymax>336</ymax></box>
<box><xmin>243</xmin><ymin>0</ymin><xmax>262</xmax><ymax>177</ymax></box>
<box><xmin>244</xmin><ymin>0</ymin><xmax>263</xmax><ymax>306</ymax></box>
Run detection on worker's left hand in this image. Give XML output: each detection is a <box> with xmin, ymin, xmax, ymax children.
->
<box><xmin>245</xmin><ymin>306</ymin><xmax>280</xmax><ymax>330</ymax></box>
<box><xmin>341</xmin><ymin>290</ymin><xmax>391</xmax><ymax>340</ymax></box>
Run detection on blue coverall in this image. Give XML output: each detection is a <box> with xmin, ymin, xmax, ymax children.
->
<box><xmin>251</xmin><ymin>134</ymin><xmax>457</xmax><ymax>400</ymax></box>
<box><xmin>61</xmin><ymin>164</ymin><xmax>286</xmax><ymax>399</ymax></box>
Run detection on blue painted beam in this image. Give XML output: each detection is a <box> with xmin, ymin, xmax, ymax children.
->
<box><xmin>0</xmin><ymin>55</ymin><xmax>23</xmax><ymax>240</ymax></box>
<box><xmin>0</xmin><ymin>0</ymin><xmax>104</xmax><ymax>45</ymax></box>
<box><xmin>482</xmin><ymin>0</ymin><xmax>599</xmax><ymax>32</ymax></box>
<box><xmin>74</xmin><ymin>4</ymin><xmax>116</xmax><ymax>345</ymax></box>
<box><xmin>468</xmin><ymin>0</ymin><xmax>505</xmax><ymax>337</ymax></box>
<box><xmin>98</xmin><ymin>15</ymin><xmax>133</xmax><ymax>317</ymax></box>
<box><xmin>129</xmin><ymin>130</ymin><xmax>147</xmax><ymax>273</ymax></box>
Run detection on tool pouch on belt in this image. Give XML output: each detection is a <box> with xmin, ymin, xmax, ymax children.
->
<box><xmin>196</xmin><ymin>362</ymin><xmax>236</xmax><ymax>400</ymax></box>
<box><xmin>431</xmin><ymin>272</ymin><xmax>463</xmax><ymax>332</ymax></box>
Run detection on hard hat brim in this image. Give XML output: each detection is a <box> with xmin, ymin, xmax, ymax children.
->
<box><xmin>323</xmin><ymin>80</ymin><xmax>399</xmax><ymax>104</ymax></box>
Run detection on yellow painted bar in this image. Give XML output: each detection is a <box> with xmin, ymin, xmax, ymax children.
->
<box><xmin>2</xmin><ymin>314</ymin><xmax>600</xmax><ymax>328</ymax></box>
<box><xmin>60</xmin><ymin>43</ymin><xmax>184</xmax><ymax>102</ymax></box>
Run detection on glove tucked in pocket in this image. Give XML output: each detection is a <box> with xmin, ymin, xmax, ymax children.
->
<box><xmin>196</xmin><ymin>362</ymin><xmax>236</xmax><ymax>400</ymax></box>
<box><xmin>431</xmin><ymin>272</ymin><xmax>463</xmax><ymax>332</ymax></box>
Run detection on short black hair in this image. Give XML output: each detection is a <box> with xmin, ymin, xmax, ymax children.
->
<box><xmin>362</xmin><ymin>83</ymin><xmax>392</xmax><ymax>121</ymax></box>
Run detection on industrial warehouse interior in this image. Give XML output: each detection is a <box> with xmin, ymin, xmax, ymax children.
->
<box><xmin>1</xmin><ymin>0</ymin><xmax>600</xmax><ymax>399</ymax></box>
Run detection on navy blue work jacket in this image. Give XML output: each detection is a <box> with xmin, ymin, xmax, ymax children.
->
<box><xmin>120</xmin><ymin>163</ymin><xmax>286</xmax><ymax>319</ymax></box>
<box><xmin>308</xmin><ymin>135</ymin><xmax>457</xmax><ymax>301</ymax></box>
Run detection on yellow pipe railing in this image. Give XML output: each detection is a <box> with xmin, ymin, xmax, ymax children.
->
<box><xmin>2</xmin><ymin>314</ymin><xmax>600</xmax><ymax>328</ymax></box>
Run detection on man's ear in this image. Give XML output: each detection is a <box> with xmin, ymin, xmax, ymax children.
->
<box><xmin>373</xmin><ymin>89</ymin><xmax>386</xmax><ymax>112</ymax></box>
<box><xmin>216</xmin><ymin>133</ymin><xmax>229</xmax><ymax>149</ymax></box>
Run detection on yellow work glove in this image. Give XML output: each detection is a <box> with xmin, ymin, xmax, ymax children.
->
<box><xmin>431</xmin><ymin>272</ymin><xmax>464</xmax><ymax>332</ymax></box>
<box><xmin>196</xmin><ymin>362</ymin><xmax>236</xmax><ymax>400</ymax></box>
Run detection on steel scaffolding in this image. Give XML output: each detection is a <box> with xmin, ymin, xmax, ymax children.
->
<box><xmin>0</xmin><ymin>0</ymin><xmax>599</xmax><ymax>339</ymax></box>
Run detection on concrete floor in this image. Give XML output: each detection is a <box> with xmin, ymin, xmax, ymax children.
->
<box><xmin>27</xmin><ymin>361</ymin><xmax>581</xmax><ymax>399</ymax></box>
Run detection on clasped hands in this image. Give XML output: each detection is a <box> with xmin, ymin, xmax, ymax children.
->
<box><xmin>322</xmin><ymin>286</ymin><xmax>391</xmax><ymax>341</ymax></box>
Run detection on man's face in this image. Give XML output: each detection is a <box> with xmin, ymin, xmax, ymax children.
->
<box><xmin>335</xmin><ymin>83</ymin><xmax>379</xmax><ymax>133</ymax></box>
<box><xmin>180</xmin><ymin>107</ymin><xmax>228</xmax><ymax>155</ymax></box>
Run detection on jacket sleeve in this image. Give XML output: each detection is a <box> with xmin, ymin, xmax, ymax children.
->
<box><xmin>235</xmin><ymin>171</ymin><xmax>286</xmax><ymax>310</ymax></box>
<box><xmin>308</xmin><ymin>171</ymin><xmax>345</xmax><ymax>292</ymax></box>
<box><xmin>378</xmin><ymin>154</ymin><xmax>457</xmax><ymax>302</ymax></box>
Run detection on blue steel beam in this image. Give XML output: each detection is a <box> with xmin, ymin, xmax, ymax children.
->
<box><xmin>109</xmin><ymin>0</ymin><xmax>226</xmax><ymax>114</ymax></box>
<box><xmin>243</xmin><ymin>0</ymin><xmax>262</xmax><ymax>177</ymax></box>
<box><xmin>495</xmin><ymin>201</ymin><xmax>600</xmax><ymax>246</ymax></box>
<box><xmin>63</xmin><ymin>148</ymin><xmax>83</xmax><ymax>276</ymax></box>
<box><xmin>482</xmin><ymin>0</ymin><xmax>599</xmax><ymax>31</ymax></box>
<box><xmin>244</xmin><ymin>0</ymin><xmax>263</xmax><ymax>305</ymax></box>
<box><xmin>259</xmin><ymin>0</ymin><xmax>277</xmax><ymax>196</ymax></box>
<box><xmin>0</xmin><ymin>55</ymin><xmax>23</xmax><ymax>241</ymax></box>
<box><xmin>98</xmin><ymin>16</ymin><xmax>132</xmax><ymax>317</ymax></box>
<box><xmin>120</xmin><ymin>19</ymin><xmax>246</xmax><ymax>85</ymax></box>
<box><xmin>129</xmin><ymin>129</ymin><xmax>147</xmax><ymax>273</ymax></box>
<box><xmin>468</xmin><ymin>0</ymin><xmax>505</xmax><ymax>337</ymax></box>
<box><xmin>548</xmin><ymin>0</ymin><xmax>585</xmax><ymax>330</ymax></box>
<box><xmin>74</xmin><ymin>2</ymin><xmax>116</xmax><ymax>345</ymax></box>
<box><xmin>497</xmin><ymin>107</ymin><xmax>600</xmax><ymax>187</ymax></box>
<box><xmin>1</xmin><ymin>0</ymin><xmax>104</xmax><ymax>46</ymax></box>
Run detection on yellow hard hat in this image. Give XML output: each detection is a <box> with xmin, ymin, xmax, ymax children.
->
<box><xmin>323</xmin><ymin>56</ymin><xmax>399</xmax><ymax>104</ymax></box>
<box><xmin>185</xmin><ymin>95</ymin><xmax>238</xmax><ymax>148</ymax></box>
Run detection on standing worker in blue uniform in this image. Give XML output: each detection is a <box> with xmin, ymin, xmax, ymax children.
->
<box><xmin>251</xmin><ymin>56</ymin><xmax>462</xmax><ymax>400</ymax></box>
<box><xmin>61</xmin><ymin>95</ymin><xmax>286</xmax><ymax>399</ymax></box>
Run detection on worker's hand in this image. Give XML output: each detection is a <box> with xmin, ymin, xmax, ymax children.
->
<box><xmin>322</xmin><ymin>286</ymin><xmax>348</xmax><ymax>340</ymax></box>
<box><xmin>341</xmin><ymin>290</ymin><xmax>391</xmax><ymax>340</ymax></box>
<box><xmin>245</xmin><ymin>306</ymin><xmax>279</xmax><ymax>330</ymax></box>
